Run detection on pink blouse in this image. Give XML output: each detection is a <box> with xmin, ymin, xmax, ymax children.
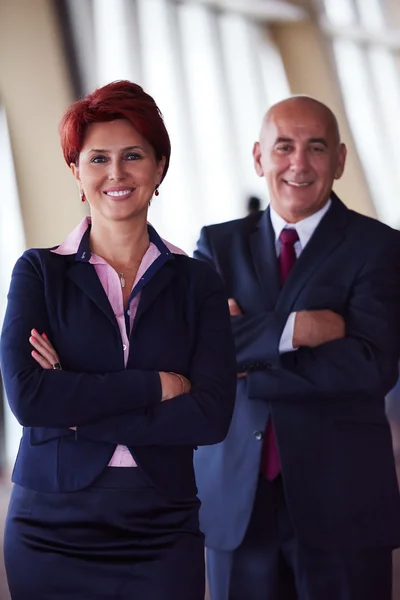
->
<box><xmin>52</xmin><ymin>217</ymin><xmax>186</xmax><ymax>466</ymax></box>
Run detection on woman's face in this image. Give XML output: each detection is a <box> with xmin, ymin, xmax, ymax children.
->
<box><xmin>71</xmin><ymin>119</ymin><xmax>165</xmax><ymax>224</ymax></box>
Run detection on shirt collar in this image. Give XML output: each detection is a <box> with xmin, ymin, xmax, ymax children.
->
<box><xmin>269</xmin><ymin>198</ymin><xmax>332</xmax><ymax>250</ymax></box>
<box><xmin>51</xmin><ymin>216</ymin><xmax>186</xmax><ymax>262</ymax></box>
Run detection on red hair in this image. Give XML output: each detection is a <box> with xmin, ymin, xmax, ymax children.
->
<box><xmin>59</xmin><ymin>80</ymin><xmax>171</xmax><ymax>181</ymax></box>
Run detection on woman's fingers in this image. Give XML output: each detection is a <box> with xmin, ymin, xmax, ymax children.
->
<box><xmin>29</xmin><ymin>335</ymin><xmax>57</xmax><ymax>363</ymax></box>
<box><xmin>31</xmin><ymin>350</ymin><xmax>53</xmax><ymax>370</ymax></box>
<box><xmin>181</xmin><ymin>375</ymin><xmax>191</xmax><ymax>393</ymax></box>
<box><xmin>31</xmin><ymin>330</ymin><xmax>56</xmax><ymax>353</ymax></box>
<box><xmin>29</xmin><ymin>330</ymin><xmax>60</xmax><ymax>367</ymax></box>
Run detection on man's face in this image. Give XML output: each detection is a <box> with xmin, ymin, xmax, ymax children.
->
<box><xmin>253</xmin><ymin>99</ymin><xmax>347</xmax><ymax>223</ymax></box>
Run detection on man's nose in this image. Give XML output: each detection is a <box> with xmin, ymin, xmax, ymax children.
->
<box><xmin>289</xmin><ymin>150</ymin><xmax>309</xmax><ymax>172</ymax></box>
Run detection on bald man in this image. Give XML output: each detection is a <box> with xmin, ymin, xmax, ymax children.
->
<box><xmin>194</xmin><ymin>97</ymin><xmax>400</xmax><ymax>600</ymax></box>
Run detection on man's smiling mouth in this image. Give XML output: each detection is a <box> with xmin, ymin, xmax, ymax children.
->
<box><xmin>284</xmin><ymin>180</ymin><xmax>312</xmax><ymax>188</ymax></box>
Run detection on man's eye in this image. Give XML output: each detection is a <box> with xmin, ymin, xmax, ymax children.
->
<box><xmin>91</xmin><ymin>155</ymin><xmax>107</xmax><ymax>163</ymax></box>
<box><xmin>276</xmin><ymin>145</ymin><xmax>291</xmax><ymax>153</ymax></box>
<box><xmin>311</xmin><ymin>146</ymin><xmax>324</xmax><ymax>153</ymax></box>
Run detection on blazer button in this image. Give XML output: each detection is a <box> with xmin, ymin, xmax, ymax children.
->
<box><xmin>254</xmin><ymin>431</ymin><xmax>263</xmax><ymax>441</ymax></box>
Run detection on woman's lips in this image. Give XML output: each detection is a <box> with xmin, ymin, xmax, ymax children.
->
<box><xmin>103</xmin><ymin>188</ymin><xmax>134</xmax><ymax>200</ymax></box>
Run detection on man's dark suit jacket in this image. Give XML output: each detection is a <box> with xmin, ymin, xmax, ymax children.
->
<box><xmin>0</xmin><ymin>231</ymin><xmax>236</xmax><ymax>499</ymax></box>
<box><xmin>194</xmin><ymin>194</ymin><xmax>400</xmax><ymax>551</ymax></box>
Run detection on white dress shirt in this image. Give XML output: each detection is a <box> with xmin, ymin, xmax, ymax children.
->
<box><xmin>269</xmin><ymin>199</ymin><xmax>332</xmax><ymax>353</ymax></box>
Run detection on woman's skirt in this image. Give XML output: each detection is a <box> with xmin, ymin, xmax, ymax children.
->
<box><xmin>4</xmin><ymin>467</ymin><xmax>205</xmax><ymax>599</ymax></box>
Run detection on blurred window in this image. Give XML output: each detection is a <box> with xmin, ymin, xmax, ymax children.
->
<box><xmin>322</xmin><ymin>0</ymin><xmax>400</xmax><ymax>226</ymax></box>
<box><xmin>65</xmin><ymin>0</ymin><xmax>291</xmax><ymax>252</ymax></box>
<box><xmin>0</xmin><ymin>105</ymin><xmax>24</xmax><ymax>464</ymax></box>
<box><xmin>0</xmin><ymin>106</ymin><xmax>25</xmax><ymax>326</ymax></box>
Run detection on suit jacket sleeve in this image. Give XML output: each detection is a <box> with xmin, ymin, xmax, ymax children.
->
<box><xmin>248</xmin><ymin>236</ymin><xmax>400</xmax><ymax>400</ymax></box>
<box><xmin>195</xmin><ymin>225</ymin><xmax>289</xmax><ymax>371</ymax></box>
<box><xmin>77</xmin><ymin>264</ymin><xmax>237</xmax><ymax>447</ymax></box>
<box><xmin>0</xmin><ymin>251</ymin><xmax>161</xmax><ymax>428</ymax></box>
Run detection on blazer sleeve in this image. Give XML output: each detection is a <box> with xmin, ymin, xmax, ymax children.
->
<box><xmin>0</xmin><ymin>251</ymin><xmax>161</xmax><ymax>428</ymax></box>
<box><xmin>77</xmin><ymin>263</ymin><xmax>237</xmax><ymax>447</ymax></box>
<box><xmin>247</xmin><ymin>235</ymin><xmax>400</xmax><ymax>400</ymax></box>
<box><xmin>195</xmin><ymin>225</ymin><xmax>290</xmax><ymax>371</ymax></box>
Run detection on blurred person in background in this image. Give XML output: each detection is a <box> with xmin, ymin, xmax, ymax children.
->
<box><xmin>0</xmin><ymin>80</ymin><xmax>236</xmax><ymax>600</ymax></box>
<box><xmin>194</xmin><ymin>96</ymin><xmax>400</xmax><ymax>600</ymax></box>
<box><xmin>246</xmin><ymin>195</ymin><xmax>262</xmax><ymax>216</ymax></box>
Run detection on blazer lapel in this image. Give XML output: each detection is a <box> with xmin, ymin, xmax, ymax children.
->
<box><xmin>66</xmin><ymin>261</ymin><xmax>118</xmax><ymax>330</ymax></box>
<box><xmin>134</xmin><ymin>260</ymin><xmax>176</xmax><ymax>325</ymax></box>
<box><xmin>276</xmin><ymin>194</ymin><xmax>349</xmax><ymax>310</ymax></box>
<box><xmin>249</xmin><ymin>207</ymin><xmax>280</xmax><ymax>308</ymax></box>
<box><xmin>67</xmin><ymin>251</ymin><xmax>176</xmax><ymax>334</ymax></box>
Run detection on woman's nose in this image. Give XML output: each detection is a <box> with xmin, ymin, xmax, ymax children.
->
<box><xmin>108</xmin><ymin>160</ymin><xmax>126</xmax><ymax>181</ymax></box>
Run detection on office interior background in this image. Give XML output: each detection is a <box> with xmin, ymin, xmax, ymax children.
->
<box><xmin>1</xmin><ymin>0</ymin><xmax>400</xmax><ymax>597</ymax></box>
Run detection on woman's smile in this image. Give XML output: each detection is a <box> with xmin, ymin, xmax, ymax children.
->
<box><xmin>103</xmin><ymin>186</ymin><xmax>135</xmax><ymax>200</ymax></box>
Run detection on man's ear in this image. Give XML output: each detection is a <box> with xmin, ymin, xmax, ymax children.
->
<box><xmin>334</xmin><ymin>143</ymin><xmax>347</xmax><ymax>180</ymax></box>
<box><xmin>252</xmin><ymin>142</ymin><xmax>264</xmax><ymax>177</ymax></box>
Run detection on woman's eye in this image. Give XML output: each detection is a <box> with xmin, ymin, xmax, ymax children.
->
<box><xmin>125</xmin><ymin>153</ymin><xmax>142</xmax><ymax>161</ymax></box>
<box><xmin>91</xmin><ymin>155</ymin><xmax>107</xmax><ymax>163</ymax></box>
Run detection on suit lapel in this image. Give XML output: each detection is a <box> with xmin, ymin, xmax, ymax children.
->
<box><xmin>276</xmin><ymin>194</ymin><xmax>349</xmax><ymax>310</ymax></box>
<box><xmin>249</xmin><ymin>207</ymin><xmax>280</xmax><ymax>308</ymax></box>
<box><xmin>66</xmin><ymin>261</ymin><xmax>118</xmax><ymax>330</ymax></box>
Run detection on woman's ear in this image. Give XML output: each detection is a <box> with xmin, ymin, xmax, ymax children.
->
<box><xmin>70</xmin><ymin>163</ymin><xmax>80</xmax><ymax>182</ymax></box>
<box><xmin>157</xmin><ymin>156</ymin><xmax>167</xmax><ymax>183</ymax></box>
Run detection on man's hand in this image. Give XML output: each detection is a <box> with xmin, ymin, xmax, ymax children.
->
<box><xmin>228</xmin><ymin>299</ymin><xmax>247</xmax><ymax>377</ymax></box>
<box><xmin>293</xmin><ymin>310</ymin><xmax>345</xmax><ymax>348</ymax></box>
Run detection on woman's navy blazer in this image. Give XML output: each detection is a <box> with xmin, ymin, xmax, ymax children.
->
<box><xmin>0</xmin><ymin>227</ymin><xmax>237</xmax><ymax>498</ymax></box>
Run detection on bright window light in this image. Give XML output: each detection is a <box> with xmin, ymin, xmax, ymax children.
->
<box><xmin>323</xmin><ymin>0</ymin><xmax>357</xmax><ymax>26</ymax></box>
<box><xmin>323</xmin><ymin>0</ymin><xmax>400</xmax><ymax>226</ymax></box>
<box><xmin>68</xmin><ymin>0</ymin><xmax>294</xmax><ymax>251</ymax></box>
<box><xmin>0</xmin><ymin>106</ymin><xmax>24</xmax><ymax>465</ymax></box>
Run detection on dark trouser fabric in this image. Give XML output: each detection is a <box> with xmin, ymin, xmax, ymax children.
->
<box><xmin>206</xmin><ymin>475</ymin><xmax>392</xmax><ymax>600</ymax></box>
<box><xmin>5</xmin><ymin>467</ymin><xmax>205</xmax><ymax>599</ymax></box>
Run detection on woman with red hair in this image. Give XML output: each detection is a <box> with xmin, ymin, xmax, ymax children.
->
<box><xmin>0</xmin><ymin>80</ymin><xmax>236</xmax><ymax>599</ymax></box>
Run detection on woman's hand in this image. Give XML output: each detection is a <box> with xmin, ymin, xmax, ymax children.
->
<box><xmin>29</xmin><ymin>330</ymin><xmax>76</xmax><ymax>430</ymax></box>
<box><xmin>29</xmin><ymin>329</ymin><xmax>61</xmax><ymax>370</ymax></box>
<box><xmin>159</xmin><ymin>372</ymin><xmax>191</xmax><ymax>402</ymax></box>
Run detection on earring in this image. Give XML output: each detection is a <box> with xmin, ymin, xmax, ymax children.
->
<box><xmin>154</xmin><ymin>185</ymin><xmax>159</xmax><ymax>197</ymax></box>
<box><xmin>80</xmin><ymin>190</ymin><xmax>86</xmax><ymax>203</ymax></box>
